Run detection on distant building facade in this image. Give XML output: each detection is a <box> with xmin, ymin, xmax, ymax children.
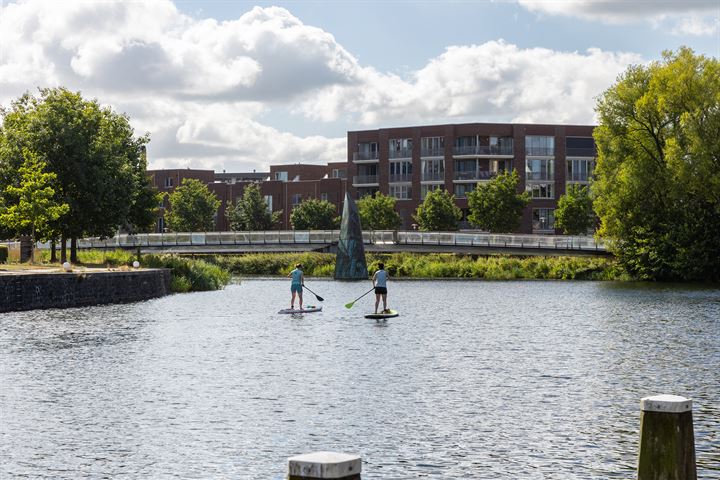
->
<box><xmin>347</xmin><ymin>122</ymin><xmax>596</xmax><ymax>233</ymax></box>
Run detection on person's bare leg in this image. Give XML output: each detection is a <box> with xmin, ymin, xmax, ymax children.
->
<box><xmin>375</xmin><ymin>294</ymin><xmax>380</xmax><ymax>314</ymax></box>
<box><xmin>382</xmin><ymin>293</ymin><xmax>387</xmax><ymax>312</ymax></box>
<box><xmin>291</xmin><ymin>291</ymin><xmax>296</xmax><ymax>309</ymax></box>
<box><xmin>299</xmin><ymin>291</ymin><xmax>303</xmax><ymax>310</ymax></box>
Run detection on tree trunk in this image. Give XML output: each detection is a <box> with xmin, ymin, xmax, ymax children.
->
<box><xmin>70</xmin><ymin>237</ymin><xmax>77</xmax><ymax>263</ymax></box>
<box><xmin>50</xmin><ymin>239</ymin><xmax>57</xmax><ymax>263</ymax></box>
<box><xmin>60</xmin><ymin>236</ymin><xmax>67</xmax><ymax>263</ymax></box>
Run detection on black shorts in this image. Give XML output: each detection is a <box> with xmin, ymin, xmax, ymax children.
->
<box><xmin>375</xmin><ymin>287</ymin><xmax>387</xmax><ymax>295</ymax></box>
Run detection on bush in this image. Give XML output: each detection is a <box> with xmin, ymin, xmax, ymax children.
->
<box><xmin>142</xmin><ymin>254</ymin><xmax>230</xmax><ymax>292</ymax></box>
<box><xmin>211</xmin><ymin>252</ymin><xmax>335</xmax><ymax>276</ymax></box>
<box><xmin>0</xmin><ymin>245</ymin><xmax>8</xmax><ymax>264</ymax></box>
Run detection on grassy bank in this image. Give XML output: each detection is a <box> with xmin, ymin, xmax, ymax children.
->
<box><xmin>210</xmin><ymin>252</ymin><xmax>628</xmax><ymax>281</ymax></box>
<box><xmin>37</xmin><ymin>249</ymin><xmax>230</xmax><ymax>292</ymax></box>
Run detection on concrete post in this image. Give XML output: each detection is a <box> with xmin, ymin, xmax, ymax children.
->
<box><xmin>288</xmin><ymin>451</ymin><xmax>361</xmax><ymax>480</ymax></box>
<box><xmin>637</xmin><ymin>394</ymin><xmax>696</xmax><ymax>480</ymax></box>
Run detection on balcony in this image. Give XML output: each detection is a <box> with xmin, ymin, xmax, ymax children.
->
<box><xmin>389</xmin><ymin>148</ymin><xmax>413</xmax><ymax>159</ymax></box>
<box><xmin>525</xmin><ymin>147</ymin><xmax>554</xmax><ymax>156</ymax></box>
<box><xmin>353</xmin><ymin>151</ymin><xmax>379</xmax><ymax>162</ymax></box>
<box><xmin>566</xmin><ymin>147</ymin><xmax>597</xmax><ymax>157</ymax></box>
<box><xmin>453</xmin><ymin>170</ymin><xmax>499</xmax><ymax>181</ymax></box>
<box><xmin>420</xmin><ymin>147</ymin><xmax>445</xmax><ymax>157</ymax></box>
<box><xmin>421</xmin><ymin>171</ymin><xmax>445</xmax><ymax>182</ymax></box>
<box><xmin>452</xmin><ymin>144</ymin><xmax>514</xmax><ymax>156</ymax></box>
<box><xmin>353</xmin><ymin>174</ymin><xmax>379</xmax><ymax>185</ymax></box>
<box><xmin>526</xmin><ymin>172</ymin><xmax>554</xmax><ymax>182</ymax></box>
<box><xmin>389</xmin><ymin>173</ymin><xmax>412</xmax><ymax>183</ymax></box>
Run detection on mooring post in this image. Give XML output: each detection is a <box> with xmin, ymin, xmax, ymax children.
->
<box><xmin>637</xmin><ymin>394</ymin><xmax>696</xmax><ymax>480</ymax></box>
<box><xmin>287</xmin><ymin>451</ymin><xmax>361</xmax><ymax>480</ymax></box>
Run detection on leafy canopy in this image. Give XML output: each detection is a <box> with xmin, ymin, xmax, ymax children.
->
<box><xmin>466</xmin><ymin>170</ymin><xmax>529</xmax><ymax>233</ymax></box>
<box><xmin>165</xmin><ymin>178</ymin><xmax>221</xmax><ymax>232</ymax></box>
<box><xmin>554</xmin><ymin>184</ymin><xmax>595</xmax><ymax>235</ymax></box>
<box><xmin>357</xmin><ymin>191</ymin><xmax>401</xmax><ymax>230</ymax></box>
<box><xmin>226</xmin><ymin>183</ymin><xmax>281</xmax><ymax>231</ymax></box>
<box><xmin>290</xmin><ymin>198</ymin><xmax>340</xmax><ymax>230</ymax></box>
<box><xmin>593</xmin><ymin>47</ymin><xmax>720</xmax><ymax>281</ymax></box>
<box><xmin>413</xmin><ymin>189</ymin><xmax>462</xmax><ymax>231</ymax></box>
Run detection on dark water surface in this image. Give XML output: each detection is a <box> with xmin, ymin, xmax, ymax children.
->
<box><xmin>1</xmin><ymin>279</ymin><xmax>719</xmax><ymax>479</ymax></box>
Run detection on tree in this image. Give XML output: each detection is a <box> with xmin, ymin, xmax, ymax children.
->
<box><xmin>290</xmin><ymin>198</ymin><xmax>340</xmax><ymax>230</ymax></box>
<box><xmin>226</xmin><ymin>183</ymin><xmax>281</xmax><ymax>231</ymax></box>
<box><xmin>357</xmin><ymin>191</ymin><xmax>401</xmax><ymax>230</ymax></box>
<box><xmin>554</xmin><ymin>184</ymin><xmax>595</xmax><ymax>235</ymax></box>
<box><xmin>466</xmin><ymin>170</ymin><xmax>529</xmax><ymax>233</ymax></box>
<box><xmin>413</xmin><ymin>189</ymin><xmax>462</xmax><ymax>231</ymax></box>
<box><xmin>594</xmin><ymin>47</ymin><xmax>720</xmax><ymax>281</ymax></box>
<box><xmin>165</xmin><ymin>178</ymin><xmax>221</xmax><ymax>232</ymax></box>
<box><xmin>0</xmin><ymin>150</ymin><xmax>69</xmax><ymax>263</ymax></box>
<box><xmin>0</xmin><ymin>87</ymin><xmax>155</xmax><ymax>262</ymax></box>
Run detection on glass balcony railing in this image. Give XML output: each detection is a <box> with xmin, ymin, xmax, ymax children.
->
<box><xmin>526</xmin><ymin>171</ymin><xmax>554</xmax><ymax>181</ymax></box>
<box><xmin>389</xmin><ymin>148</ymin><xmax>413</xmax><ymax>159</ymax></box>
<box><xmin>353</xmin><ymin>151</ymin><xmax>379</xmax><ymax>161</ymax></box>
<box><xmin>453</xmin><ymin>170</ymin><xmax>499</xmax><ymax>181</ymax></box>
<box><xmin>420</xmin><ymin>147</ymin><xmax>445</xmax><ymax>157</ymax></box>
<box><xmin>452</xmin><ymin>144</ymin><xmax>514</xmax><ymax>156</ymax></box>
<box><xmin>566</xmin><ymin>147</ymin><xmax>597</xmax><ymax>157</ymax></box>
<box><xmin>525</xmin><ymin>147</ymin><xmax>555</xmax><ymax>156</ymax></box>
<box><xmin>421</xmin><ymin>171</ymin><xmax>445</xmax><ymax>182</ymax></box>
<box><xmin>389</xmin><ymin>173</ymin><xmax>412</xmax><ymax>183</ymax></box>
<box><xmin>353</xmin><ymin>174</ymin><xmax>379</xmax><ymax>184</ymax></box>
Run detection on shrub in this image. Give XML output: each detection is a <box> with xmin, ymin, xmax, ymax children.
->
<box><xmin>143</xmin><ymin>254</ymin><xmax>230</xmax><ymax>292</ymax></box>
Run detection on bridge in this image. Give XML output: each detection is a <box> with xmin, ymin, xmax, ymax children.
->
<box><xmin>36</xmin><ymin>231</ymin><xmax>609</xmax><ymax>257</ymax></box>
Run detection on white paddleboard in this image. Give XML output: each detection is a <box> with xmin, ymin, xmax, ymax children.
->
<box><xmin>278</xmin><ymin>306</ymin><xmax>322</xmax><ymax>314</ymax></box>
<box><xmin>364</xmin><ymin>309</ymin><xmax>399</xmax><ymax>319</ymax></box>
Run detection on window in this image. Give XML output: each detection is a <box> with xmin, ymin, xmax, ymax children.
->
<box><xmin>421</xmin><ymin>136</ymin><xmax>444</xmax><ymax>156</ymax></box>
<box><xmin>389</xmin><ymin>138</ymin><xmax>412</xmax><ymax>158</ymax></box>
<box><xmin>264</xmin><ymin>195</ymin><xmax>273</xmax><ymax>211</ymax></box>
<box><xmin>420</xmin><ymin>184</ymin><xmax>443</xmax><ymax>199</ymax></box>
<box><xmin>357</xmin><ymin>142</ymin><xmax>378</xmax><ymax>157</ymax></box>
<box><xmin>566</xmin><ymin>137</ymin><xmax>596</xmax><ymax>157</ymax></box>
<box><xmin>389</xmin><ymin>161</ymin><xmax>412</xmax><ymax>182</ymax></box>
<box><xmin>332</xmin><ymin>168</ymin><xmax>346</xmax><ymax>179</ymax></box>
<box><xmin>526</xmin><ymin>158</ymin><xmax>554</xmax><ymax>181</ymax></box>
<box><xmin>526</xmin><ymin>136</ymin><xmax>554</xmax><ymax>156</ymax></box>
<box><xmin>454</xmin><ymin>183</ymin><xmax>476</xmax><ymax>198</ymax></box>
<box><xmin>489</xmin><ymin>136</ymin><xmax>514</xmax><ymax>154</ymax></box>
<box><xmin>320</xmin><ymin>193</ymin><xmax>328</xmax><ymax>202</ymax></box>
<box><xmin>421</xmin><ymin>158</ymin><xmax>445</xmax><ymax>181</ymax></box>
<box><xmin>527</xmin><ymin>183</ymin><xmax>554</xmax><ymax>199</ymax></box>
<box><xmin>164</xmin><ymin>177</ymin><xmax>173</xmax><ymax>187</ymax></box>
<box><xmin>533</xmin><ymin>208</ymin><xmax>555</xmax><ymax>231</ymax></box>
<box><xmin>275</xmin><ymin>171</ymin><xmax>288</xmax><ymax>181</ymax></box>
<box><xmin>567</xmin><ymin>158</ymin><xmax>595</xmax><ymax>182</ymax></box>
<box><xmin>291</xmin><ymin>194</ymin><xmax>302</xmax><ymax>206</ymax></box>
<box><xmin>389</xmin><ymin>184</ymin><xmax>412</xmax><ymax>199</ymax></box>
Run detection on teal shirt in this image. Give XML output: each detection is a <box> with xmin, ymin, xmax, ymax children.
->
<box><xmin>290</xmin><ymin>268</ymin><xmax>303</xmax><ymax>286</ymax></box>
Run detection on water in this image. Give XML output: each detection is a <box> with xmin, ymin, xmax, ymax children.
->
<box><xmin>1</xmin><ymin>279</ymin><xmax>718</xmax><ymax>479</ymax></box>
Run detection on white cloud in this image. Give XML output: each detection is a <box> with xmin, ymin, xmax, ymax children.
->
<box><xmin>516</xmin><ymin>0</ymin><xmax>719</xmax><ymax>35</ymax></box>
<box><xmin>1</xmin><ymin>1</ymin><xmax>647</xmax><ymax>173</ymax></box>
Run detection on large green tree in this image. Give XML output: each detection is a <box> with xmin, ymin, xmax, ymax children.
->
<box><xmin>0</xmin><ymin>150</ymin><xmax>69</xmax><ymax>262</ymax></box>
<box><xmin>554</xmin><ymin>184</ymin><xmax>595</xmax><ymax>235</ymax></box>
<box><xmin>0</xmin><ymin>87</ymin><xmax>156</xmax><ymax>261</ymax></box>
<box><xmin>357</xmin><ymin>191</ymin><xmax>402</xmax><ymax>230</ymax></box>
<box><xmin>466</xmin><ymin>170</ymin><xmax>529</xmax><ymax>233</ymax></box>
<box><xmin>226</xmin><ymin>183</ymin><xmax>281</xmax><ymax>231</ymax></box>
<box><xmin>413</xmin><ymin>189</ymin><xmax>462</xmax><ymax>231</ymax></box>
<box><xmin>165</xmin><ymin>178</ymin><xmax>221</xmax><ymax>232</ymax></box>
<box><xmin>594</xmin><ymin>47</ymin><xmax>720</xmax><ymax>281</ymax></box>
<box><xmin>290</xmin><ymin>198</ymin><xmax>340</xmax><ymax>230</ymax></box>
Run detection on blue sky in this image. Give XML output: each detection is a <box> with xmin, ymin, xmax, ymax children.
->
<box><xmin>1</xmin><ymin>0</ymin><xmax>719</xmax><ymax>171</ymax></box>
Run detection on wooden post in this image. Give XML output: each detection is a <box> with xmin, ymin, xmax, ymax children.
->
<box><xmin>288</xmin><ymin>451</ymin><xmax>361</xmax><ymax>480</ymax></box>
<box><xmin>637</xmin><ymin>394</ymin><xmax>696</xmax><ymax>480</ymax></box>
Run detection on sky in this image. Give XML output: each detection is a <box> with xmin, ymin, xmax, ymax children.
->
<box><xmin>1</xmin><ymin>0</ymin><xmax>719</xmax><ymax>173</ymax></box>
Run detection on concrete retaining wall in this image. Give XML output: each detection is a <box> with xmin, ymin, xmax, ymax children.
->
<box><xmin>0</xmin><ymin>269</ymin><xmax>171</xmax><ymax>313</ymax></box>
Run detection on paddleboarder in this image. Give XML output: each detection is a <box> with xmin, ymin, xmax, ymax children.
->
<box><xmin>288</xmin><ymin>263</ymin><xmax>304</xmax><ymax>310</ymax></box>
<box><xmin>372</xmin><ymin>262</ymin><xmax>389</xmax><ymax>314</ymax></box>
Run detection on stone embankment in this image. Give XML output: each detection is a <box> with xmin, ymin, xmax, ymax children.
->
<box><xmin>0</xmin><ymin>269</ymin><xmax>171</xmax><ymax>313</ymax></box>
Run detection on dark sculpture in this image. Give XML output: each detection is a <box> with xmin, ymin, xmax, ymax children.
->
<box><xmin>334</xmin><ymin>192</ymin><xmax>368</xmax><ymax>280</ymax></box>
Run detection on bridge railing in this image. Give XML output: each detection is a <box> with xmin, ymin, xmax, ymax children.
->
<box><xmin>50</xmin><ymin>230</ymin><xmax>606</xmax><ymax>251</ymax></box>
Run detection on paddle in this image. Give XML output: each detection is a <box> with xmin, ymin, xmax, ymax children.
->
<box><xmin>303</xmin><ymin>285</ymin><xmax>324</xmax><ymax>302</ymax></box>
<box><xmin>344</xmin><ymin>287</ymin><xmax>375</xmax><ymax>309</ymax></box>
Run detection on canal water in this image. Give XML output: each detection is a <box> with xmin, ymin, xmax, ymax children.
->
<box><xmin>1</xmin><ymin>279</ymin><xmax>718</xmax><ymax>479</ymax></box>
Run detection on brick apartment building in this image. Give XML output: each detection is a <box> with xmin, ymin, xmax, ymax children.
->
<box><xmin>347</xmin><ymin>122</ymin><xmax>596</xmax><ymax>233</ymax></box>
<box><xmin>148</xmin><ymin>122</ymin><xmax>595</xmax><ymax>234</ymax></box>
<box><xmin>147</xmin><ymin>163</ymin><xmax>348</xmax><ymax>232</ymax></box>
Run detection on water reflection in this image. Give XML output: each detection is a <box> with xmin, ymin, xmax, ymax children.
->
<box><xmin>0</xmin><ymin>280</ymin><xmax>718</xmax><ymax>479</ymax></box>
